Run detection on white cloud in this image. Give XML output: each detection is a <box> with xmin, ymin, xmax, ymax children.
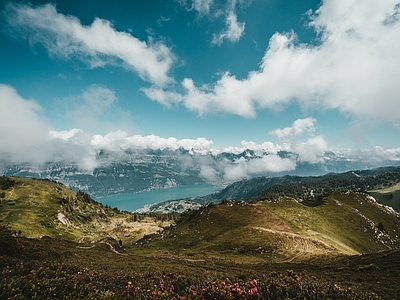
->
<box><xmin>222</xmin><ymin>140</ymin><xmax>279</xmax><ymax>155</ymax></box>
<box><xmin>223</xmin><ymin>155</ymin><xmax>296</xmax><ymax>182</ymax></box>
<box><xmin>334</xmin><ymin>146</ymin><xmax>400</xmax><ymax>163</ymax></box>
<box><xmin>291</xmin><ymin>136</ymin><xmax>328</xmax><ymax>164</ymax></box>
<box><xmin>49</xmin><ymin>128</ymin><xmax>84</xmax><ymax>141</ymax></box>
<box><xmin>0</xmin><ymin>84</ymin><xmax>50</xmax><ymax>164</ymax></box>
<box><xmin>90</xmin><ymin>131</ymin><xmax>213</xmax><ymax>152</ymax></box>
<box><xmin>271</xmin><ymin>118</ymin><xmax>328</xmax><ymax>164</ymax></box>
<box><xmin>148</xmin><ymin>0</ymin><xmax>400</xmax><ymax>123</ymax></box>
<box><xmin>212</xmin><ymin>11</ymin><xmax>245</xmax><ymax>45</ymax></box>
<box><xmin>270</xmin><ymin>117</ymin><xmax>317</xmax><ymax>139</ymax></box>
<box><xmin>5</xmin><ymin>3</ymin><xmax>175</xmax><ymax>86</ymax></box>
<box><xmin>178</xmin><ymin>0</ymin><xmax>246</xmax><ymax>45</ymax></box>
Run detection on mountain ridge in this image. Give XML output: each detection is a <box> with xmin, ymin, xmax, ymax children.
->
<box><xmin>146</xmin><ymin>166</ymin><xmax>400</xmax><ymax>213</ymax></box>
<box><xmin>2</xmin><ymin>148</ymin><xmax>400</xmax><ymax>198</ymax></box>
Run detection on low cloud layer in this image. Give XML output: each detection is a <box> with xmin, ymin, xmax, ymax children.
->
<box><xmin>1</xmin><ymin>84</ymin><xmax>400</xmax><ymax>183</ymax></box>
<box><xmin>146</xmin><ymin>0</ymin><xmax>400</xmax><ymax>123</ymax></box>
<box><xmin>4</xmin><ymin>2</ymin><xmax>175</xmax><ymax>86</ymax></box>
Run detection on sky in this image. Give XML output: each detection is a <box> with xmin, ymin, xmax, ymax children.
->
<box><xmin>1</xmin><ymin>0</ymin><xmax>400</xmax><ymax>173</ymax></box>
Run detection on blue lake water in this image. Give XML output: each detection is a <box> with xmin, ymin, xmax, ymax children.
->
<box><xmin>96</xmin><ymin>183</ymin><xmax>218</xmax><ymax>212</ymax></box>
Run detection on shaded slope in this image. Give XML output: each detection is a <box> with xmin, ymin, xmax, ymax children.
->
<box><xmin>152</xmin><ymin>166</ymin><xmax>400</xmax><ymax>214</ymax></box>
<box><xmin>369</xmin><ymin>183</ymin><xmax>400</xmax><ymax>209</ymax></box>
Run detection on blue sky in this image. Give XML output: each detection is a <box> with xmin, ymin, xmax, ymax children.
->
<box><xmin>1</xmin><ymin>0</ymin><xmax>400</xmax><ymax>171</ymax></box>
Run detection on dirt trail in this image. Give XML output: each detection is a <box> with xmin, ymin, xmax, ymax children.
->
<box><xmin>99</xmin><ymin>241</ymin><xmax>128</xmax><ymax>255</ymax></box>
<box><xmin>76</xmin><ymin>241</ymin><xmax>128</xmax><ymax>255</ymax></box>
<box><xmin>252</xmin><ymin>226</ymin><xmax>343</xmax><ymax>261</ymax></box>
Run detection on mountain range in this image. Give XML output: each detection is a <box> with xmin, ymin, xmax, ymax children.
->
<box><xmin>1</xmin><ymin>148</ymin><xmax>399</xmax><ymax>198</ymax></box>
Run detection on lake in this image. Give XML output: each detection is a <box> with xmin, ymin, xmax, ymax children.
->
<box><xmin>95</xmin><ymin>183</ymin><xmax>218</xmax><ymax>212</ymax></box>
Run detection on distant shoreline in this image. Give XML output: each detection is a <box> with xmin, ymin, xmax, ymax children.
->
<box><xmin>95</xmin><ymin>183</ymin><xmax>218</xmax><ymax>212</ymax></box>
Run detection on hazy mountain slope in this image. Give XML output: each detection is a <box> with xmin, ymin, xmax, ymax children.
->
<box><xmin>216</xmin><ymin>166</ymin><xmax>400</xmax><ymax>203</ymax></box>
<box><xmin>0</xmin><ymin>158</ymin><xmax>203</xmax><ymax>198</ymax></box>
<box><xmin>147</xmin><ymin>166</ymin><xmax>400</xmax><ymax>213</ymax></box>
<box><xmin>2</xmin><ymin>148</ymin><xmax>400</xmax><ymax>199</ymax></box>
<box><xmin>139</xmin><ymin>191</ymin><xmax>400</xmax><ymax>262</ymax></box>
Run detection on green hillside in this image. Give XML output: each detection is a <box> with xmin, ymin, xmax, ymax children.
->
<box><xmin>139</xmin><ymin>191</ymin><xmax>400</xmax><ymax>263</ymax></box>
<box><xmin>0</xmin><ymin>176</ymin><xmax>173</xmax><ymax>243</ymax></box>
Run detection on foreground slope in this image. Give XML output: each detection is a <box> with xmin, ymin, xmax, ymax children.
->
<box><xmin>3</xmin><ymin>223</ymin><xmax>400</xmax><ymax>299</ymax></box>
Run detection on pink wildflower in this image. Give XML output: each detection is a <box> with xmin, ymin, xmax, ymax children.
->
<box><xmin>248</xmin><ymin>287</ymin><xmax>258</xmax><ymax>296</ymax></box>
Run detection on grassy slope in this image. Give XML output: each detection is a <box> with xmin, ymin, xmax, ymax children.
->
<box><xmin>264</xmin><ymin>191</ymin><xmax>400</xmax><ymax>255</ymax></box>
<box><xmin>0</xmin><ymin>177</ymin><xmax>171</xmax><ymax>243</ymax></box>
<box><xmin>140</xmin><ymin>192</ymin><xmax>400</xmax><ymax>263</ymax></box>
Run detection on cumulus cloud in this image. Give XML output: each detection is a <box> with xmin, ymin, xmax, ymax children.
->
<box><xmin>270</xmin><ymin>117</ymin><xmax>317</xmax><ymax>139</ymax></box>
<box><xmin>147</xmin><ymin>0</ymin><xmax>400</xmax><ymax>123</ymax></box>
<box><xmin>271</xmin><ymin>118</ymin><xmax>328</xmax><ymax>164</ymax></box>
<box><xmin>4</xmin><ymin>2</ymin><xmax>175</xmax><ymax>86</ymax></box>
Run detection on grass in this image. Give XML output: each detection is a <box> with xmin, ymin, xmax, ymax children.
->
<box><xmin>139</xmin><ymin>193</ymin><xmax>400</xmax><ymax>263</ymax></box>
<box><xmin>0</xmin><ymin>177</ymin><xmax>172</xmax><ymax>244</ymax></box>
